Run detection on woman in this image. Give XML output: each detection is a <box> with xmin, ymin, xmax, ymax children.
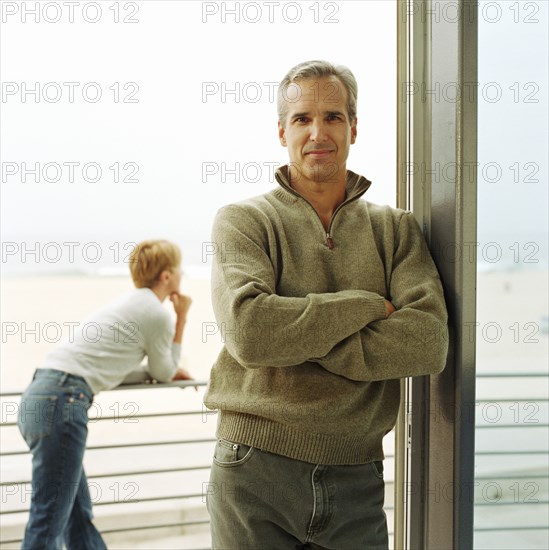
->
<box><xmin>17</xmin><ymin>240</ymin><xmax>193</xmax><ymax>549</ymax></box>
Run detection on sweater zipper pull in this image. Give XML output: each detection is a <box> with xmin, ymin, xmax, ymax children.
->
<box><xmin>326</xmin><ymin>233</ymin><xmax>334</xmax><ymax>250</ymax></box>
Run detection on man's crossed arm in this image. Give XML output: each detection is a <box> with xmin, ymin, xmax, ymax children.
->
<box><xmin>211</xmin><ymin>205</ymin><xmax>448</xmax><ymax>382</ymax></box>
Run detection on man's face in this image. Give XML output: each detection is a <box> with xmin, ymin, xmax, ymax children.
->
<box><xmin>278</xmin><ymin>76</ymin><xmax>357</xmax><ymax>185</ymax></box>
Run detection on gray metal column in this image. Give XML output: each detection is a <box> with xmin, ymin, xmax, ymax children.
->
<box><xmin>397</xmin><ymin>1</ymin><xmax>478</xmax><ymax>548</ymax></box>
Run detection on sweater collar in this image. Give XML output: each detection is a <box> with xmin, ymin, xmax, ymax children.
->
<box><xmin>274</xmin><ymin>164</ymin><xmax>372</xmax><ymax>203</ymax></box>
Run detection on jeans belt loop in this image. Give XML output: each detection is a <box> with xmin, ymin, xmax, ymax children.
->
<box><xmin>58</xmin><ymin>371</ymin><xmax>69</xmax><ymax>386</ymax></box>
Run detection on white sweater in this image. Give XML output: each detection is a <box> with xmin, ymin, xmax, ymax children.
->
<box><xmin>40</xmin><ymin>288</ymin><xmax>181</xmax><ymax>394</ymax></box>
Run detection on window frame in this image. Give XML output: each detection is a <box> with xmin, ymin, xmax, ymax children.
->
<box><xmin>394</xmin><ymin>1</ymin><xmax>478</xmax><ymax>548</ymax></box>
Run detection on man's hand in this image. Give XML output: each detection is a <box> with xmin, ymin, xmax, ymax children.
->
<box><xmin>170</xmin><ymin>292</ymin><xmax>192</xmax><ymax>319</ymax></box>
<box><xmin>384</xmin><ymin>299</ymin><xmax>396</xmax><ymax>317</ymax></box>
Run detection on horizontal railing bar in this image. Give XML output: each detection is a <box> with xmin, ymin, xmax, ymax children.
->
<box><xmin>476</xmin><ymin>424</ymin><xmax>549</xmax><ymax>429</ymax></box>
<box><xmin>87</xmin><ymin>438</ymin><xmax>216</xmax><ymax>451</ymax></box>
<box><xmin>1</xmin><ymin>438</ymin><xmax>216</xmax><ymax>457</ymax></box>
<box><xmin>89</xmin><ymin>410</ymin><xmax>206</xmax><ymax>421</ymax></box>
<box><xmin>477</xmin><ymin>373</ymin><xmax>549</xmax><ymax>378</ymax></box>
<box><xmin>1</xmin><ymin>493</ymin><xmax>207</xmax><ymax>515</ymax></box>
<box><xmin>475</xmin><ymin>451</ymin><xmax>548</xmax><ymax>456</ymax></box>
<box><xmin>94</xmin><ymin>493</ymin><xmax>205</xmax><ymax>507</ymax></box>
<box><xmin>1</xmin><ymin>410</ymin><xmax>208</xmax><ymax>428</ymax></box>
<box><xmin>476</xmin><ymin>397</ymin><xmax>549</xmax><ymax>404</ymax></box>
<box><xmin>0</xmin><ymin>542</ymin><xmax>195</xmax><ymax>548</ymax></box>
<box><xmin>475</xmin><ymin>474</ymin><xmax>549</xmax><ymax>480</ymax></box>
<box><xmin>101</xmin><ymin>519</ymin><xmax>211</xmax><ymax>534</ymax></box>
<box><xmin>1</xmin><ymin>465</ymin><xmax>212</xmax><ymax>487</ymax></box>
<box><xmin>1</xmin><ymin>519</ymin><xmax>212</xmax><ymax>545</ymax></box>
<box><xmin>0</xmin><ymin>380</ymin><xmax>208</xmax><ymax>399</ymax></box>
<box><xmin>473</xmin><ymin>526</ymin><xmax>549</xmax><ymax>532</ymax></box>
<box><xmin>103</xmin><ymin>380</ymin><xmax>208</xmax><ymax>391</ymax></box>
<box><xmin>475</xmin><ymin>500</ymin><xmax>549</xmax><ymax>507</ymax></box>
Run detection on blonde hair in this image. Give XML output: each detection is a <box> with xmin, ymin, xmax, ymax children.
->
<box><xmin>129</xmin><ymin>240</ymin><xmax>181</xmax><ymax>288</ymax></box>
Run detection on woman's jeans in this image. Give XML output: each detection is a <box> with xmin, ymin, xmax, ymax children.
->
<box><xmin>207</xmin><ymin>438</ymin><xmax>389</xmax><ymax>550</ymax></box>
<box><xmin>17</xmin><ymin>369</ymin><xmax>106</xmax><ymax>550</ymax></box>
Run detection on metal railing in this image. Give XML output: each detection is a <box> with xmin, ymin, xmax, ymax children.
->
<box><xmin>473</xmin><ymin>372</ymin><xmax>549</xmax><ymax>542</ymax></box>
<box><xmin>0</xmin><ymin>378</ymin><xmax>398</xmax><ymax>547</ymax></box>
<box><xmin>1</xmin><ymin>374</ymin><xmax>548</xmax><ymax>547</ymax></box>
<box><xmin>0</xmin><ymin>380</ymin><xmax>214</xmax><ymax>548</ymax></box>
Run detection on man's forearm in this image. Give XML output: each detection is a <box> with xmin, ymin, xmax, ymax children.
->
<box><xmin>313</xmin><ymin>210</ymin><xmax>450</xmax><ymax>382</ymax></box>
<box><xmin>214</xmin><ymin>286</ymin><xmax>388</xmax><ymax>368</ymax></box>
<box><xmin>314</xmin><ymin>308</ymin><xmax>449</xmax><ymax>381</ymax></box>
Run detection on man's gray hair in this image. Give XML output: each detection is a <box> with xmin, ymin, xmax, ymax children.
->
<box><xmin>277</xmin><ymin>60</ymin><xmax>358</xmax><ymax>127</ymax></box>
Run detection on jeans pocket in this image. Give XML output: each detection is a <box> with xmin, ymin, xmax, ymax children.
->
<box><xmin>370</xmin><ymin>460</ymin><xmax>384</xmax><ymax>480</ymax></box>
<box><xmin>63</xmin><ymin>389</ymin><xmax>91</xmax><ymax>425</ymax></box>
<box><xmin>213</xmin><ymin>438</ymin><xmax>255</xmax><ymax>467</ymax></box>
<box><xmin>18</xmin><ymin>396</ymin><xmax>59</xmax><ymax>443</ymax></box>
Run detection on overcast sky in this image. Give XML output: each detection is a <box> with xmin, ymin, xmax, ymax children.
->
<box><xmin>1</xmin><ymin>1</ymin><xmax>547</xmax><ymax>273</ymax></box>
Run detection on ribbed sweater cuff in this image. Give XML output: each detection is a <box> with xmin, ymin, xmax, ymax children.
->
<box><xmin>359</xmin><ymin>292</ymin><xmax>388</xmax><ymax>326</ymax></box>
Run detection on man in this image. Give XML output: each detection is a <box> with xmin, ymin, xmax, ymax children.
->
<box><xmin>18</xmin><ymin>240</ymin><xmax>193</xmax><ymax>549</ymax></box>
<box><xmin>204</xmin><ymin>60</ymin><xmax>448</xmax><ymax>549</ymax></box>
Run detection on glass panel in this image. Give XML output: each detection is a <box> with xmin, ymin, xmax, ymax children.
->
<box><xmin>1</xmin><ymin>1</ymin><xmax>396</xmax><ymax>384</ymax></box>
<box><xmin>474</xmin><ymin>1</ymin><xmax>549</xmax><ymax>548</ymax></box>
<box><xmin>1</xmin><ymin>1</ymin><xmax>397</xmax><ymax>546</ymax></box>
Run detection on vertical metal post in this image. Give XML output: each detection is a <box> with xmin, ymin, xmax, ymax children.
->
<box><xmin>394</xmin><ymin>1</ymin><xmax>410</xmax><ymax>547</ymax></box>
<box><xmin>398</xmin><ymin>1</ymin><xmax>478</xmax><ymax>548</ymax></box>
<box><xmin>453</xmin><ymin>2</ymin><xmax>478</xmax><ymax>545</ymax></box>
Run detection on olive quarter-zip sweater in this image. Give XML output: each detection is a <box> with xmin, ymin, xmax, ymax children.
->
<box><xmin>204</xmin><ymin>165</ymin><xmax>448</xmax><ymax>465</ymax></box>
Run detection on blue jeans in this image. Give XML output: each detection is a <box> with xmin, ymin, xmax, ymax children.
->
<box><xmin>206</xmin><ymin>438</ymin><xmax>389</xmax><ymax>549</ymax></box>
<box><xmin>17</xmin><ymin>369</ymin><xmax>106</xmax><ymax>550</ymax></box>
